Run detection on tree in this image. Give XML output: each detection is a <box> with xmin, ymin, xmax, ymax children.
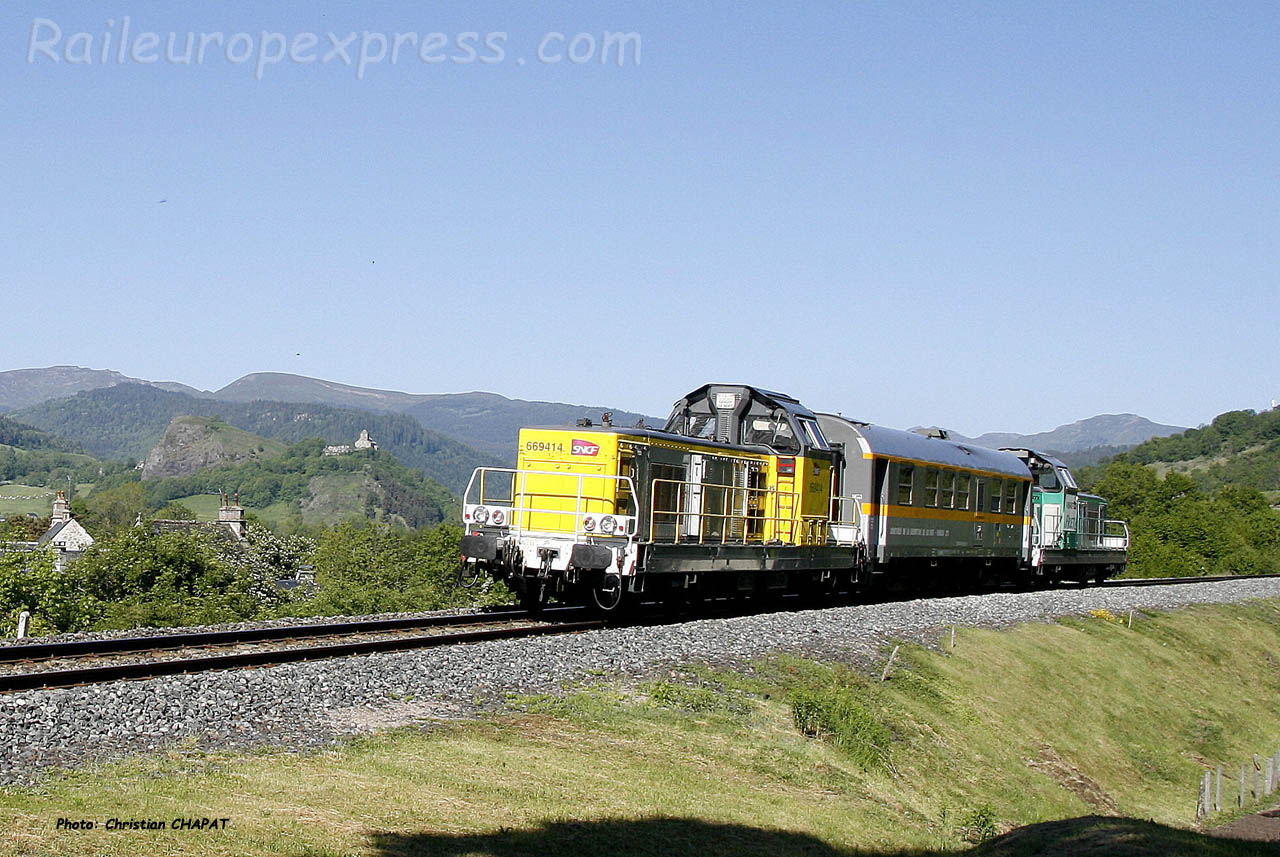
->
<box><xmin>84</xmin><ymin>481</ymin><xmax>146</xmax><ymax>533</ymax></box>
<box><xmin>0</xmin><ymin>548</ymin><xmax>99</xmax><ymax>635</ymax></box>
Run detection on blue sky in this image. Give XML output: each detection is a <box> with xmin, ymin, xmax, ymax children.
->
<box><xmin>2</xmin><ymin>1</ymin><xmax>1276</xmax><ymax>435</ymax></box>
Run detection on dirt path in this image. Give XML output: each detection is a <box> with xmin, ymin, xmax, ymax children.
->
<box><xmin>1208</xmin><ymin>806</ymin><xmax>1280</xmax><ymax>842</ymax></box>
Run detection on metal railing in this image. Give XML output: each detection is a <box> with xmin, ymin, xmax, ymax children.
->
<box><xmin>1033</xmin><ymin>506</ymin><xmax>1128</xmax><ymax>552</ymax></box>
<box><xmin>829</xmin><ymin>495</ymin><xmax>865</xmax><ymax>546</ymax></box>
<box><xmin>463</xmin><ymin>467</ymin><xmax>638</xmax><ymax>545</ymax></box>
<box><xmin>1095</xmin><ymin>519</ymin><xmax>1130</xmax><ymax>550</ymax></box>
<box><xmin>647</xmin><ymin>478</ymin><xmax>846</xmax><ymax>546</ymax></box>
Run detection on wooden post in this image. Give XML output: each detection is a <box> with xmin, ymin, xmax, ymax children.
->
<box><xmin>1240</xmin><ymin>764</ymin><xmax>1248</xmax><ymax>807</ymax></box>
<box><xmin>1216</xmin><ymin>765</ymin><xmax>1223</xmax><ymax>812</ymax></box>
<box><xmin>1197</xmin><ymin>771</ymin><xmax>1211</xmax><ymax>821</ymax></box>
<box><xmin>1127</xmin><ymin>609</ymin><xmax>1133</xmax><ymax>628</ymax></box>
<box><xmin>1253</xmin><ymin>754</ymin><xmax>1261</xmax><ymax>801</ymax></box>
<box><xmin>1266</xmin><ymin>758</ymin><xmax>1274</xmax><ymax>796</ymax></box>
<box><xmin>880</xmin><ymin>645</ymin><xmax>901</xmax><ymax>682</ymax></box>
<box><xmin>950</xmin><ymin>626</ymin><xmax>956</xmax><ymax>650</ymax></box>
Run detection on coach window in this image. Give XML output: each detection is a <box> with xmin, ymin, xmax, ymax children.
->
<box><xmin>989</xmin><ymin>478</ymin><xmax>1003</xmax><ymax>513</ymax></box>
<box><xmin>939</xmin><ymin>470</ymin><xmax>955</xmax><ymax>509</ymax></box>
<box><xmin>923</xmin><ymin>468</ymin><xmax>939</xmax><ymax>507</ymax></box>
<box><xmin>896</xmin><ymin>464</ymin><xmax>914</xmax><ymax>505</ymax></box>
<box><xmin>1005</xmin><ymin>481</ymin><xmax>1019</xmax><ymax>515</ymax></box>
<box><xmin>956</xmin><ymin>473</ymin><xmax>970</xmax><ymax>510</ymax></box>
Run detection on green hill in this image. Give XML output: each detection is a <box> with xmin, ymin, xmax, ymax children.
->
<box><xmin>141</xmin><ymin>438</ymin><xmax>456</xmax><ymax>529</ymax></box>
<box><xmin>13</xmin><ymin>384</ymin><xmax>498</xmax><ymax>494</ymax></box>
<box><xmin>1074</xmin><ymin>408</ymin><xmax>1280</xmax><ymax>578</ymax></box>
<box><xmin>0</xmin><ymin>414</ymin><xmax>118</xmax><ymax>491</ymax></box>
<box><xmin>1117</xmin><ymin>408</ymin><xmax>1280</xmax><ymax>493</ymax></box>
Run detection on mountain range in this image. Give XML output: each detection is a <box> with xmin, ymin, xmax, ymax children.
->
<box><xmin>944</xmin><ymin>414</ymin><xmax>1187</xmax><ymax>457</ymax></box>
<box><xmin>0</xmin><ymin>366</ymin><xmax>1188</xmax><ymax>472</ymax></box>
<box><xmin>0</xmin><ymin>366</ymin><xmax>202</xmax><ymax>411</ymax></box>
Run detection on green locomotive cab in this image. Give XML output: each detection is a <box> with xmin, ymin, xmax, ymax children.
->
<box><xmin>1003</xmin><ymin>448</ymin><xmax>1128</xmax><ymax>583</ymax></box>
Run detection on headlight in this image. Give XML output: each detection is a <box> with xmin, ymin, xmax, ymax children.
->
<box><xmin>582</xmin><ymin>515</ymin><xmax>596</xmax><ymax>532</ymax></box>
<box><xmin>599</xmin><ymin>515</ymin><xmax>617</xmax><ymax>535</ymax></box>
<box><xmin>471</xmin><ymin>506</ymin><xmax>489</xmax><ymax>525</ymax></box>
<box><xmin>490</xmin><ymin>509</ymin><xmax>505</xmax><ymax>526</ymax></box>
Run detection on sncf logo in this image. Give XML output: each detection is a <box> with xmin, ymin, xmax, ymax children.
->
<box><xmin>571</xmin><ymin>439</ymin><xmax>600</xmax><ymax>456</ymax></box>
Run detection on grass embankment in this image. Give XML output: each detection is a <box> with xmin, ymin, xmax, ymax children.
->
<box><xmin>3</xmin><ymin>602</ymin><xmax>1280</xmax><ymax>856</ymax></box>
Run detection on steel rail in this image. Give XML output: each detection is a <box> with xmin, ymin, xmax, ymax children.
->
<box><xmin>1098</xmin><ymin>573</ymin><xmax>1280</xmax><ymax>588</ymax></box>
<box><xmin>0</xmin><ymin>618</ymin><xmax>605</xmax><ymax>694</ymax></box>
<box><xmin>0</xmin><ymin>607</ymin><xmax>585</xmax><ymax>664</ymax></box>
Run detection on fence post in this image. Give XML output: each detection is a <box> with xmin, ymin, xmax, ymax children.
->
<box><xmin>880</xmin><ymin>645</ymin><xmax>901</xmax><ymax>682</ymax></box>
<box><xmin>1240</xmin><ymin>764</ymin><xmax>1248</xmax><ymax>808</ymax></box>
<box><xmin>1197</xmin><ymin>771</ymin><xmax>1211</xmax><ymax>821</ymax></box>
<box><xmin>1216</xmin><ymin>765</ymin><xmax>1223</xmax><ymax>812</ymax></box>
<box><xmin>1254</xmin><ymin>755</ymin><xmax>1261</xmax><ymax>801</ymax></box>
<box><xmin>1267</xmin><ymin>758</ymin><xmax>1275</xmax><ymax>796</ymax></box>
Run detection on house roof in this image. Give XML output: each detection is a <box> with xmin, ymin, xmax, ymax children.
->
<box><xmin>35</xmin><ymin>520</ymin><xmax>69</xmax><ymax>546</ymax></box>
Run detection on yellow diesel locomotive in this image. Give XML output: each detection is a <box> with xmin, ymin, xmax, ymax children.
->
<box><xmin>459</xmin><ymin>383</ymin><xmax>1127</xmax><ymax>610</ymax></box>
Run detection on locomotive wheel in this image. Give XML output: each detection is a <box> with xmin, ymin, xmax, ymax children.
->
<box><xmin>591</xmin><ymin>573</ymin><xmax>626</xmax><ymax>613</ymax></box>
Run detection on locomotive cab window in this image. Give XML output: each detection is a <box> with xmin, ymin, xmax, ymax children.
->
<box><xmin>896</xmin><ymin>464</ymin><xmax>914</xmax><ymax>505</ymax></box>
<box><xmin>688</xmin><ymin>415</ymin><xmax>719</xmax><ymax>440</ymax></box>
<box><xmin>797</xmin><ymin>418</ymin><xmax>829</xmax><ymax>450</ymax></box>
<box><xmin>743</xmin><ymin>412</ymin><xmax>800</xmax><ymax>454</ymax></box>
<box><xmin>1037</xmin><ymin>469</ymin><xmax>1060</xmax><ymax>491</ymax></box>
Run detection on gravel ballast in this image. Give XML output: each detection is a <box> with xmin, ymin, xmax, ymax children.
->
<box><xmin>2</xmin><ymin>578</ymin><xmax>1279</xmax><ymax>785</ymax></box>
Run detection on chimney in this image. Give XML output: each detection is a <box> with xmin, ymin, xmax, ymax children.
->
<box><xmin>218</xmin><ymin>492</ymin><xmax>247</xmax><ymax>540</ymax></box>
<box><xmin>52</xmin><ymin>490</ymin><xmax>71</xmax><ymax>523</ymax></box>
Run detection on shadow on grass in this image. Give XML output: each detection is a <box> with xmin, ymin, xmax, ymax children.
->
<box><xmin>362</xmin><ymin>813</ymin><xmax>1277</xmax><ymax>857</ymax></box>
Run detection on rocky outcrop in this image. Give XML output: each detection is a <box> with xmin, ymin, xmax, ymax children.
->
<box><xmin>141</xmin><ymin>416</ymin><xmax>282</xmax><ymax>480</ymax></box>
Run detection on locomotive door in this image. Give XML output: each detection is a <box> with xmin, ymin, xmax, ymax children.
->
<box><xmin>682</xmin><ymin>455</ymin><xmax>704</xmax><ymax>540</ymax></box>
<box><xmin>1063</xmin><ymin>492</ymin><xmax>1080</xmax><ymax>549</ymax></box>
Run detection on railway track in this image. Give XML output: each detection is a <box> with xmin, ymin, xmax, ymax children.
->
<box><xmin>0</xmin><ymin>608</ymin><xmax>601</xmax><ymax>694</ymax></box>
<box><xmin>2</xmin><ymin>573</ymin><xmax>1274</xmax><ymax>695</ymax></box>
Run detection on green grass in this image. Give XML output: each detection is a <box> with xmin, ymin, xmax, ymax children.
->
<box><xmin>3</xmin><ymin>603</ymin><xmax>1280</xmax><ymax>856</ymax></box>
<box><xmin>167</xmin><ymin>494</ymin><xmax>298</xmax><ymax>529</ymax></box>
<box><xmin>0</xmin><ymin>483</ymin><xmax>96</xmax><ymax>519</ymax></box>
<box><xmin>0</xmin><ymin>484</ymin><xmax>57</xmax><ymax>518</ymax></box>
